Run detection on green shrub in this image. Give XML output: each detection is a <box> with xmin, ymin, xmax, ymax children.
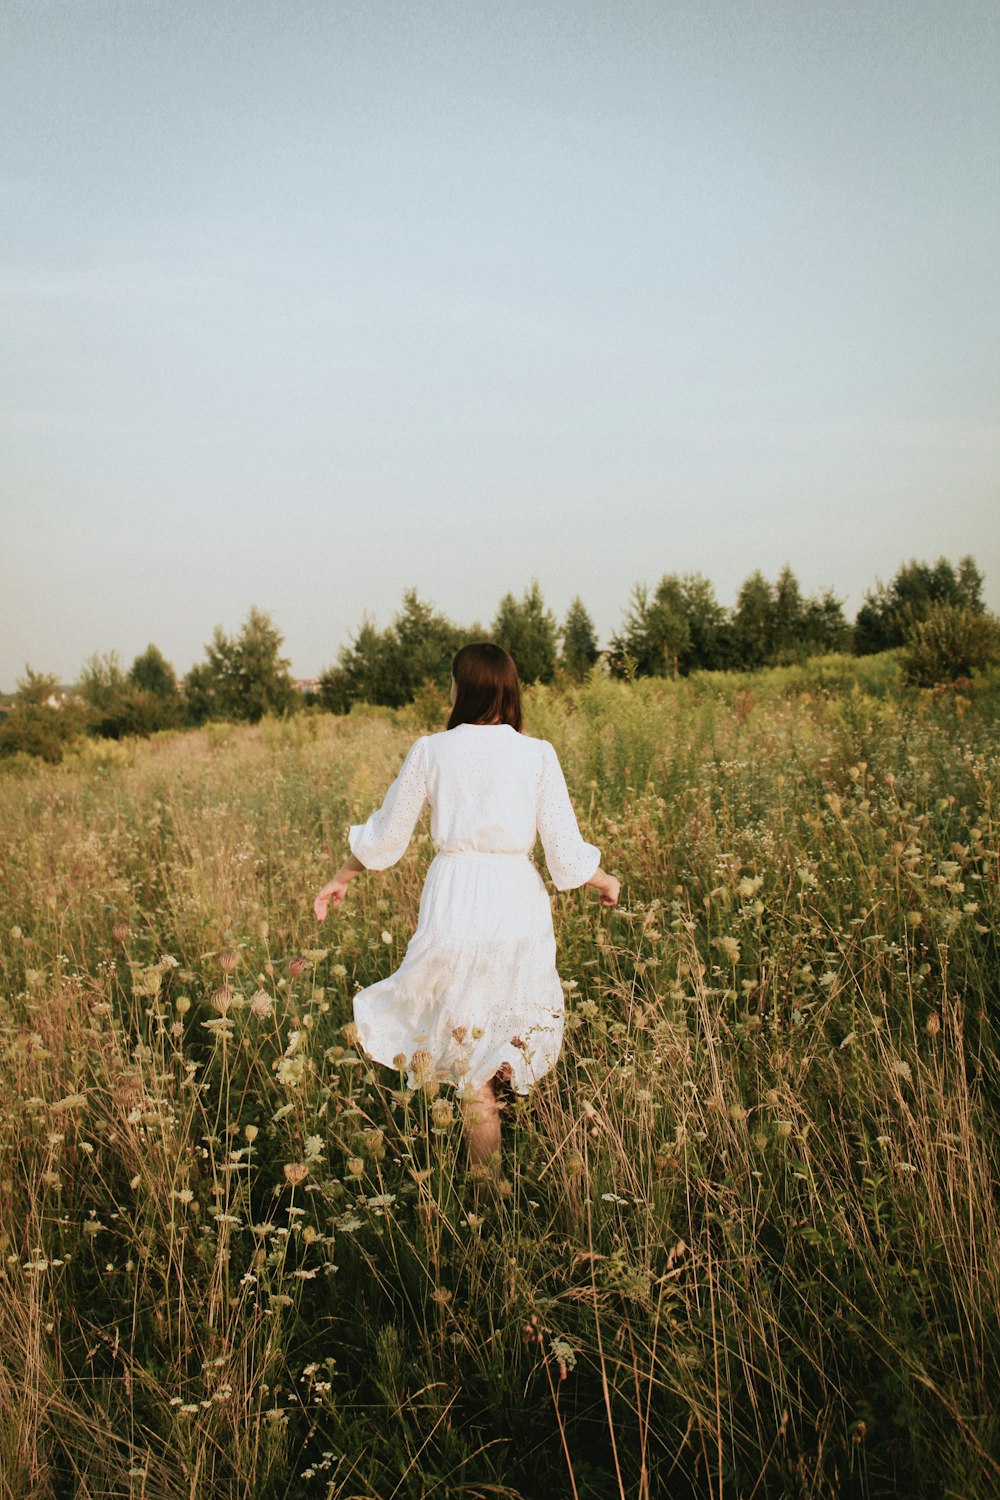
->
<box><xmin>902</xmin><ymin>602</ymin><xmax>1000</xmax><ymax>686</ymax></box>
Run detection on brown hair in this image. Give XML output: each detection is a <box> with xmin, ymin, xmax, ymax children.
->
<box><xmin>447</xmin><ymin>643</ymin><xmax>523</xmax><ymax>732</ymax></box>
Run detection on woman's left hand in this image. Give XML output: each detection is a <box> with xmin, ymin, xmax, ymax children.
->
<box><xmin>313</xmin><ymin>878</ymin><xmax>349</xmax><ymax>921</ymax></box>
<box><xmin>313</xmin><ymin>854</ymin><xmax>366</xmax><ymax>921</ymax></box>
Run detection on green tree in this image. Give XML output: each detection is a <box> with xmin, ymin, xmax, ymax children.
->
<box><xmin>609</xmin><ymin>582</ymin><xmax>690</xmax><ymax>678</ymax></box>
<box><xmin>801</xmin><ymin>588</ymin><xmax>851</xmax><ymax>656</ymax></box>
<box><xmin>492</xmin><ymin>581</ymin><xmax>558</xmax><ymax>685</ymax></box>
<box><xmin>610</xmin><ymin>573</ymin><xmax>728</xmax><ymax>678</ymax></box>
<box><xmin>855</xmin><ymin>555</ymin><xmax>985</xmax><ymax>654</ymax></box>
<box><xmin>77</xmin><ymin>652</ymin><xmax>139</xmax><ymax>739</ymax></box>
<box><xmin>560</xmin><ymin>597</ymin><xmax>600</xmax><ymax>680</ymax></box>
<box><xmin>128</xmin><ymin>644</ymin><xmax>178</xmax><ymax>700</ymax></box>
<box><xmin>0</xmin><ymin>668</ymin><xmax>89</xmax><ymax>762</ymax></box>
<box><xmin>674</xmin><ymin>573</ymin><xmax>728</xmax><ymax>671</ymax></box>
<box><xmin>124</xmin><ymin>644</ymin><xmax>181</xmax><ymax>732</ymax></box>
<box><xmin>187</xmin><ymin>607</ymin><xmax>298</xmax><ymax>723</ymax></box>
<box><xmin>320</xmin><ymin>591</ymin><xmax>465</xmax><ymax>713</ymax></box>
<box><xmin>391</xmin><ymin>589</ymin><xmax>466</xmax><ymax>698</ymax></box>
<box><xmin>181</xmin><ymin>661</ymin><xmax>219</xmax><ymax>726</ymax></box>
<box><xmin>729</xmin><ymin>571</ymin><xmax>775</xmax><ymax>670</ymax></box>
<box><xmin>770</xmin><ymin>566</ymin><xmax>806</xmax><ymax>663</ymax></box>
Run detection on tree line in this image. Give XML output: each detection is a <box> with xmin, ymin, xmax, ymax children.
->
<box><xmin>1</xmin><ymin>556</ymin><xmax>995</xmax><ymax>762</ymax></box>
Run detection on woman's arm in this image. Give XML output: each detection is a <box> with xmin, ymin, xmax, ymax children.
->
<box><xmin>536</xmin><ymin>740</ymin><xmax>603</xmax><ymax>891</ymax></box>
<box><xmin>313</xmin><ymin>853</ymin><xmax>366</xmax><ymax>921</ymax></box>
<box><xmin>585</xmin><ymin>864</ymin><xmax>620</xmax><ymax>907</ymax></box>
<box><xmin>347</xmin><ymin>736</ymin><xmax>428</xmax><ymax>870</ymax></box>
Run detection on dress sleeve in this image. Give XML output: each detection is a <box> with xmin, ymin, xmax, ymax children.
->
<box><xmin>348</xmin><ymin>737</ymin><xmax>428</xmax><ymax>870</ymax></box>
<box><xmin>536</xmin><ymin>740</ymin><xmax>601</xmax><ymax>891</ymax></box>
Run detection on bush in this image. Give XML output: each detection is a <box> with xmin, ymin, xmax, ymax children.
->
<box><xmin>0</xmin><ymin>669</ymin><xmax>89</xmax><ymax>763</ymax></box>
<box><xmin>902</xmin><ymin>603</ymin><xmax>1000</xmax><ymax>686</ymax></box>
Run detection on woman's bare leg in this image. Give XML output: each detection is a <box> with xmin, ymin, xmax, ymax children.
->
<box><xmin>461</xmin><ymin>1081</ymin><xmax>501</xmax><ymax>1166</ymax></box>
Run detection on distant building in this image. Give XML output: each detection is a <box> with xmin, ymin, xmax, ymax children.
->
<box><xmin>294</xmin><ymin>678</ymin><xmax>321</xmax><ymax>695</ymax></box>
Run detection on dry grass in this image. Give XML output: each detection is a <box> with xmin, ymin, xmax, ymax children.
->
<box><xmin>1</xmin><ymin>660</ymin><xmax>998</xmax><ymax>1498</ymax></box>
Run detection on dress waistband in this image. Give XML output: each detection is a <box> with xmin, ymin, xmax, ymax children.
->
<box><xmin>435</xmin><ymin>848</ymin><xmax>531</xmax><ymax>860</ymax></box>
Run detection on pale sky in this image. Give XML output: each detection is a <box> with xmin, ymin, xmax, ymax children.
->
<box><xmin>2</xmin><ymin>0</ymin><xmax>998</xmax><ymax>690</ymax></box>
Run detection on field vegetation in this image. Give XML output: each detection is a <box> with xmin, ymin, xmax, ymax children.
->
<box><xmin>2</xmin><ymin>555</ymin><xmax>995</xmax><ymax>763</ymax></box>
<box><xmin>1</xmin><ymin>657</ymin><xmax>998</xmax><ymax>1498</ymax></box>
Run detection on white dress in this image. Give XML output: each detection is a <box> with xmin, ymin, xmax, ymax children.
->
<box><xmin>348</xmin><ymin>723</ymin><xmax>601</xmax><ymax>1095</ymax></box>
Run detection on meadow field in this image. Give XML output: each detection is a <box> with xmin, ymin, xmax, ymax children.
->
<box><xmin>1</xmin><ymin>658</ymin><xmax>998</xmax><ymax>1500</ymax></box>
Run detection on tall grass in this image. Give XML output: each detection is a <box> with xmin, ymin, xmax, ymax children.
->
<box><xmin>1</xmin><ymin>662</ymin><xmax>997</xmax><ymax>1498</ymax></box>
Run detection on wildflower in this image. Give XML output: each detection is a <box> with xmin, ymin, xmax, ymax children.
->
<box><xmin>410</xmin><ymin>1050</ymin><xmax>433</xmax><ymax>1084</ymax></box>
<box><xmin>380</xmin><ymin>930</ymin><xmax>393</xmax><ymax>945</ymax></box>
<box><xmin>331</xmin><ymin>963</ymin><xmax>348</xmax><ymax>978</ymax></box>
<box><xmin>212</xmin><ymin>988</ymin><xmax>233</xmax><ymax>1017</ymax></box>
<box><xmin>284</xmin><ymin>1163</ymin><xmax>309</xmax><ymax>1187</ymax></box>
<box><xmin>174</xmin><ymin>1188</ymin><xmax>194</xmax><ymax>1205</ymax></box>
<box><xmin>289</xmin><ymin>956</ymin><xmax>308</xmax><ymax>979</ymax></box>
<box><xmin>10</xmin><ymin>924</ymin><xmax>22</xmax><ymax>940</ymax></box>
<box><xmin>564</xmin><ymin>1151</ymin><xmax>584</xmax><ymax>1177</ymax></box>
<box><xmin>112</xmin><ymin>923</ymin><xmax>129</xmax><ymax>943</ymax></box>
<box><xmin>891</xmin><ymin>1058</ymin><xmax>913</xmax><ymax>1083</ymax></box>
<box><xmin>346</xmin><ymin>1158</ymin><xmax>364</xmax><ymax>1178</ymax></box>
<box><xmin>714</xmin><ymin>936</ymin><xmax>741</xmax><ymax>966</ymax></box>
<box><xmin>50</xmin><ymin>1092</ymin><xmax>87</xmax><ymax>1113</ymax></box>
<box><xmin>219</xmin><ymin>952</ymin><xmax>239</xmax><ymax>975</ymax></box>
<box><xmin>175</xmin><ymin>996</ymin><xmax>191</xmax><ymax>1015</ymax></box>
<box><xmin>202</xmin><ymin>1017</ymin><xmax>235</xmax><ymax>1039</ymax></box>
<box><xmin>249</xmin><ymin>990</ymin><xmax>273</xmax><ymax>1018</ymax></box>
<box><xmin>244</xmin><ymin>1124</ymin><xmax>259</xmax><ymax>1143</ymax></box>
<box><xmin>362</xmin><ymin>1128</ymin><xmax>384</xmax><ymax>1156</ymax></box>
<box><xmin>341</xmin><ymin>1021</ymin><xmax>360</xmax><ymax>1047</ymax></box>
<box><xmin>451</xmin><ymin>1025</ymin><xmax>467</xmax><ymax>1044</ymax></box>
<box><xmin>431</xmin><ymin>1099</ymin><xmax>454</xmax><ymax>1129</ymax></box>
<box><xmin>926</xmin><ymin>1012</ymin><xmax>941</xmax><ymax>1037</ymax></box>
<box><xmin>275</xmin><ymin>1056</ymin><xmax>306</xmax><ymax>1086</ymax></box>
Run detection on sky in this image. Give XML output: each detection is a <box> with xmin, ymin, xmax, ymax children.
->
<box><xmin>2</xmin><ymin>0</ymin><xmax>998</xmax><ymax>690</ymax></box>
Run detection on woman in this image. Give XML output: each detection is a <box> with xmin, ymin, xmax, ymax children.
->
<box><xmin>313</xmin><ymin>642</ymin><xmax>620</xmax><ymax>1167</ymax></box>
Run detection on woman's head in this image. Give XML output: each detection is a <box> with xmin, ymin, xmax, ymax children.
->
<box><xmin>447</xmin><ymin>643</ymin><xmax>522</xmax><ymax>732</ymax></box>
